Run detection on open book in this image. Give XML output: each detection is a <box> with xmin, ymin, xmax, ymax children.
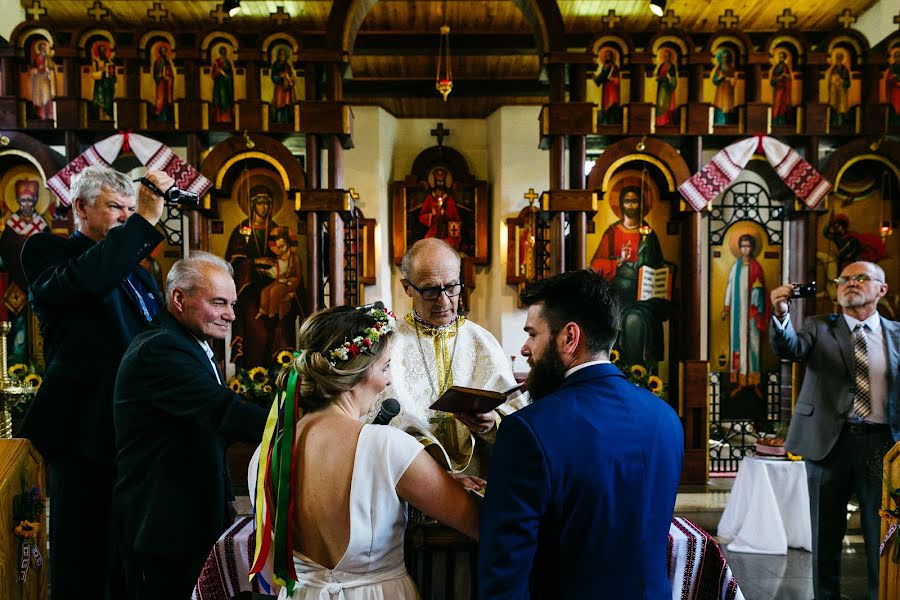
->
<box><xmin>429</xmin><ymin>383</ymin><xmax>524</xmax><ymax>414</ymax></box>
<box><xmin>637</xmin><ymin>264</ymin><xmax>673</xmax><ymax>301</ymax></box>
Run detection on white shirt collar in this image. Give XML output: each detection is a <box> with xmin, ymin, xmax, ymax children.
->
<box><xmin>564</xmin><ymin>358</ymin><xmax>611</xmax><ymax>379</ymax></box>
<box><xmin>842</xmin><ymin>311</ymin><xmax>881</xmax><ymax>333</ymax></box>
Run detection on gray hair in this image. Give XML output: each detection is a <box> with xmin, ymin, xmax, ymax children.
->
<box><xmin>70</xmin><ymin>166</ymin><xmax>135</xmax><ymax>227</ymax></box>
<box><xmin>400</xmin><ymin>238</ymin><xmax>461</xmax><ymax>280</ymax></box>
<box><xmin>165</xmin><ymin>251</ymin><xmax>234</xmax><ymax>305</ymax></box>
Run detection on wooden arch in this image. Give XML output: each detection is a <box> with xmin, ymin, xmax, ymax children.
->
<box><xmin>199</xmin><ymin>133</ymin><xmax>306</xmax><ymax>194</ymax></box>
<box><xmin>325</xmin><ymin>0</ymin><xmax>564</xmax><ymax>56</ymax></box>
<box><xmin>586</xmin><ymin>137</ymin><xmax>690</xmax><ymax>195</ymax></box>
<box><xmin>0</xmin><ymin>131</ymin><xmax>63</xmax><ymax>186</ymax></box>
<box><xmin>821</xmin><ymin>137</ymin><xmax>900</xmax><ymax>184</ymax></box>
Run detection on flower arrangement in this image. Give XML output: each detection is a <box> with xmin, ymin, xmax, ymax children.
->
<box><xmin>610</xmin><ymin>350</ymin><xmax>666</xmax><ymax>398</ymax></box>
<box><xmin>7</xmin><ymin>363</ymin><xmax>43</xmax><ymax>417</ymax></box>
<box><xmin>227</xmin><ymin>350</ymin><xmax>295</xmax><ymax>408</ymax></box>
<box><xmin>12</xmin><ymin>481</ymin><xmax>44</xmax><ymax>582</ymax></box>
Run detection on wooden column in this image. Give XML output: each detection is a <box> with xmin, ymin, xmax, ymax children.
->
<box><xmin>327</xmin><ymin>64</ymin><xmax>343</xmax><ymax>189</ymax></box>
<box><xmin>186</xmin><ymin>133</ymin><xmax>203</xmax><ymax>251</ymax></box>
<box><xmin>306</xmin><ymin>212</ymin><xmax>320</xmax><ymax>313</ymax></box>
<box><xmin>305</xmin><ymin>63</ymin><xmax>320</xmax><ymax>189</ymax></box>
<box><xmin>631</xmin><ymin>64</ymin><xmax>646</xmax><ymax>101</ymax></box>
<box><xmin>328</xmin><ymin>212</ymin><xmax>345</xmax><ymax>305</ymax></box>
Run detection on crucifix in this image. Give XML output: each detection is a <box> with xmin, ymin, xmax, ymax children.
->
<box><xmin>27</xmin><ymin>0</ymin><xmax>47</xmax><ymax>21</ymax></box>
<box><xmin>431</xmin><ymin>122</ymin><xmax>451</xmax><ymax>148</ymax></box>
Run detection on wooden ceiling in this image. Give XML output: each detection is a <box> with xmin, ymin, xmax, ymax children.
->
<box><xmin>19</xmin><ymin>0</ymin><xmax>885</xmax><ymax>117</ymax></box>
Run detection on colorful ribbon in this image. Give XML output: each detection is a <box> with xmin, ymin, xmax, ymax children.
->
<box><xmin>250</xmin><ymin>355</ymin><xmax>302</xmax><ymax>593</ymax></box>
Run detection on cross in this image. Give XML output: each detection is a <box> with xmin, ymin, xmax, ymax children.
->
<box><xmin>837</xmin><ymin>9</ymin><xmax>857</xmax><ymax>29</ymax></box>
<box><xmin>88</xmin><ymin>0</ymin><xmax>109</xmax><ymax>22</ymax></box>
<box><xmin>776</xmin><ymin>9</ymin><xmax>797</xmax><ymax>30</ymax></box>
<box><xmin>431</xmin><ymin>122</ymin><xmax>451</xmax><ymax>147</ymax></box>
<box><xmin>26</xmin><ymin>0</ymin><xmax>47</xmax><ymax>21</ymax></box>
<box><xmin>148</xmin><ymin>2</ymin><xmax>168</xmax><ymax>23</ymax></box>
<box><xmin>601</xmin><ymin>10</ymin><xmax>621</xmax><ymax>30</ymax></box>
<box><xmin>660</xmin><ymin>9</ymin><xmax>681</xmax><ymax>30</ymax></box>
<box><xmin>523</xmin><ymin>188</ymin><xmax>539</xmax><ymax>206</ymax></box>
<box><xmin>210</xmin><ymin>3</ymin><xmax>229</xmax><ymax>24</ymax></box>
<box><xmin>718</xmin><ymin>9</ymin><xmax>739</xmax><ymax>30</ymax></box>
<box><xmin>271</xmin><ymin>6</ymin><xmax>291</xmax><ymax>25</ymax></box>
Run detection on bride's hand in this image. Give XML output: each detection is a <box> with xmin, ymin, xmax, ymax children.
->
<box><xmin>450</xmin><ymin>473</ymin><xmax>485</xmax><ymax>492</ymax></box>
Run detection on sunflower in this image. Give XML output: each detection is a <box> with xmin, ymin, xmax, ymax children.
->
<box><xmin>276</xmin><ymin>350</ymin><xmax>294</xmax><ymax>366</ymax></box>
<box><xmin>609</xmin><ymin>349</ymin><xmax>620</xmax><ymax>363</ymax></box>
<box><xmin>647</xmin><ymin>375</ymin><xmax>663</xmax><ymax>393</ymax></box>
<box><xmin>15</xmin><ymin>520</ymin><xmax>39</xmax><ymax>538</ymax></box>
<box><xmin>24</xmin><ymin>374</ymin><xmax>42</xmax><ymax>389</ymax></box>
<box><xmin>8</xmin><ymin>364</ymin><xmax>28</xmax><ymax>379</ymax></box>
<box><xmin>629</xmin><ymin>364</ymin><xmax>647</xmax><ymax>379</ymax></box>
<box><xmin>248</xmin><ymin>367</ymin><xmax>269</xmax><ymax>385</ymax></box>
<box><xmin>228</xmin><ymin>377</ymin><xmax>243</xmax><ymax>393</ymax></box>
<box><xmin>262</xmin><ymin>384</ymin><xmax>273</xmax><ymax>393</ymax></box>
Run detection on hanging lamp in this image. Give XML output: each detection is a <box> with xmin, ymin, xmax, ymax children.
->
<box><xmin>435</xmin><ymin>0</ymin><xmax>453</xmax><ymax>102</ymax></box>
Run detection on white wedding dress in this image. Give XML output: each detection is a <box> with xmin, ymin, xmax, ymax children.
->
<box><xmin>278</xmin><ymin>424</ymin><xmax>424</xmax><ymax>599</ymax></box>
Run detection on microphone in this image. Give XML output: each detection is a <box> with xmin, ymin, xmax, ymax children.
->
<box><xmin>373</xmin><ymin>397</ymin><xmax>400</xmax><ymax>426</ymax></box>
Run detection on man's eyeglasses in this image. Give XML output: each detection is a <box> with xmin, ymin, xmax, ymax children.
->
<box><xmin>833</xmin><ymin>274</ymin><xmax>883</xmax><ymax>286</ymax></box>
<box><xmin>405</xmin><ymin>280</ymin><xmax>464</xmax><ymax>301</ymax></box>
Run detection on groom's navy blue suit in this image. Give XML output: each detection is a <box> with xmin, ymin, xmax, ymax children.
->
<box><xmin>478</xmin><ymin>362</ymin><xmax>683</xmax><ymax>599</ymax></box>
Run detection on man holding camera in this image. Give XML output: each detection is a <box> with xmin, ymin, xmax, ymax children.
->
<box><xmin>770</xmin><ymin>261</ymin><xmax>899</xmax><ymax>600</ymax></box>
<box><xmin>20</xmin><ymin>166</ymin><xmax>173</xmax><ymax>599</ymax></box>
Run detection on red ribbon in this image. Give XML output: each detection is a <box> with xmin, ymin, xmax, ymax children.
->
<box><xmin>755</xmin><ymin>135</ymin><xmax>765</xmax><ymax>155</ymax></box>
<box><xmin>119</xmin><ymin>129</ymin><xmax>133</xmax><ymax>153</ymax></box>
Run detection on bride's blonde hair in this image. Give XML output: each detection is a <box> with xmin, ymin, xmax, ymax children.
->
<box><xmin>276</xmin><ymin>305</ymin><xmax>393</xmax><ymax>412</ymax></box>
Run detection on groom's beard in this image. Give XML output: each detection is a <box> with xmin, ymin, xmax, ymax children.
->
<box><xmin>525</xmin><ymin>346</ymin><xmax>568</xmax><ymax>401</ymax></box>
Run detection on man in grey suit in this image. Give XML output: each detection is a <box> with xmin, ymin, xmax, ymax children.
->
<box><xmin>770</xmin><ymin>260</ymin><xmax>899</xmax><ymax>600</ymax></box>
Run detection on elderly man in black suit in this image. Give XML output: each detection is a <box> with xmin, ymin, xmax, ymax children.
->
<box><xmin>770</xmin><ymin>260</ymin><xmax>900</xmax><ymax>600</ymax></box>
<box><xmin>113</xmin><ymin>251</ymin><xmax>267</xmax><ymax>599</ymax></box>
<box><xmin>20</xmin><ymin>165</ymin><xmax>172</xmax><ymax>599</ymax></box>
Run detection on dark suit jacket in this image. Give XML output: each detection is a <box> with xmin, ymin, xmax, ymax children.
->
<box><xmin>770</xmin><ymin>313</ymin><xmax>900</xmax><ymax>461</ymax></box>
<box><xmin>113</xmin><ymin>312</ymin><xmax>267</xmax><ymax>557</ymax></box>
<box><xmin>478</xmin><ymin>363</ymin><xmax>684</xmax><ymax>599</ymax></box>
<box><xmin>20</xmin><ymin>215</ymin><xmax>164</xmax><ymax>464</ymax></box>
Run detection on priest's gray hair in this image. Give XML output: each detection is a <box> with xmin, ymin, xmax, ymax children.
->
<box><xmin>400</xmin><ymin>238</ymin><xmax>461</xmax><ymax>280</ymax></box>
<box><xmin>71</xmin><ymin>166</ymin><xmax>136</xmax><ymax>228</ymax></box>
<box><xmin>166</xmin><ymin>251</ymin><xmax>234</xmax><ymax>302</ymax></box>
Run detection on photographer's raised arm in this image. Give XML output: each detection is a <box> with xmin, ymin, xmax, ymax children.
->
<box><xmin>770</xmin><ymin>283</ymin><xmax>795</xmax><ymax>324</ymax></box>
<box><xmin>134</xmin><ymin>169</ymin><xmax>173</xmax><ymax>226</ymax></box>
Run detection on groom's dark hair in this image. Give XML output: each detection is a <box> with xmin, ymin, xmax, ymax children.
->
<box><xmin>520</xmin><ymin>270</ymin><xmax>621</xmax><ymax>354</ymax></box>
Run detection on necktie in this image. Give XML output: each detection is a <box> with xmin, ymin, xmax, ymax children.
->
<box><xmin>852</xmin><ymin>323</ymin><xmax>871</xmax><ymax>419</ymax></box>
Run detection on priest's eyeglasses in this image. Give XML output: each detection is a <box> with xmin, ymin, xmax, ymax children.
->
<box><xmin>405</xmin><ymin>280</ymin><xmax>464</xmax><ymax>301</ymax></box>
<box><xmin>833</xmin><ymin>274</ymin><xmax>883</xmax><ymax>286</ymax></box>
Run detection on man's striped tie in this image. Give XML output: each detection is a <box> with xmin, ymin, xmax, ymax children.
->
<box><xmin>852</xmin><ymin>323</ymin><xmax>871</xmax><ymax>419</ymax></box>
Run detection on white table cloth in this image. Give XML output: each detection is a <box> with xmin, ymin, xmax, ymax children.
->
<box><xmin>717</xmin><ymin>456</ymin><xmax>812</xmax><ymax>554</ymax></box>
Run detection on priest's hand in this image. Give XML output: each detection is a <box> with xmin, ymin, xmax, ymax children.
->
<box><xmin>450</xmin><ymin>473</ymin><xmax>486</xmax><ymax>492</ymax></box>
<box><xmin>454</xmin><ymin>410</ymin><xmax>497</xmax><ymax>435</ymax></box>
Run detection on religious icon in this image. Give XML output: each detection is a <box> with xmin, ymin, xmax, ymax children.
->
<box><xmin>654</xmin><ymin>47</ymin><xmax>679</xmax><ymax>127</ymax></box>
<box><xmin>210</xmin><ymin>44</ymin><xmax>235</xmax><ymax>124</ymax></box>
<box><xmin>720</xmin><ymin>226</ymin><xmax>768</xmax><ymax>386</ymax></box>
<box><xmin>224</xmin><ymin>171</ymin><xmax>302</xmax><ymax>369</ymax></box>
<box><xmin>589</xmin><ymin>170</ymin><xmax>671</xmax><ymax>365</ymax></box>
<box><xmin>827</xmin><ymin>48</ymin><xmax>852</xmax><ymax>127</ymax></box>
<box><xmin>28</xmin><ymin>39</ymin><xmax>56</xmax><ymax>120</ymax></box>
<box><xmin>269</xmin><ymin>45</ymin><xmax>295</xmax><ymax>125</ymax></box>
<box><xmin>769</xmin><ymin>48</ymin><xmax>795</xmax><ymax>126</ymax></box>
<box><xmin>0</xmin><ymin>170</ymin><xmax>52</xmax><ymax>362</ymax></box>
<box><xmin>593</xmin><ymin>46</ymin><xmax>622</xmax><ymax>126</ymax></box>
<box><xmin>419</xmin><ymin>167</ymin><xmax>462</xmax><ymax>249</ymax></box>
<box><xmin>151</xmin><ymin>41</ymin><xmax>175</xmax><ymax>122</ymax></box>
<box><xmin>90</xmin><ymin>40</ymin><xmax>116</xmax><ymax>120</ymax></box>
<box><xmin>884</xmin><ymin>46</ymin><xmax>900</xmax><ymax>127</ymax></box>
<box><xmin>711</xmin><ymin>47</ymin><xmax>738</xmax><ymax>126</ymax></box>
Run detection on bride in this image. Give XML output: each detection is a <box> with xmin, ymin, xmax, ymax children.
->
<box><xmin>250</xmin><ymin>303</ymin><xmax>480</xmax><ymax>598</ymax></box>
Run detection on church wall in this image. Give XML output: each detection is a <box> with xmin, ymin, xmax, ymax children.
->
<box><xmin>344</xmin><ymin>105</ymin><xmax>397</xmax><ymax>307</ymax></box>
<box><xmin>856</xmin><ymin>0</ymin><xmax>897</xmax><ymax>46</ymax></box>
<box><xmin>0</xmin><ymin>1</ymin><xmax>24</xmax><ymax>41</ymax></box>
<box><xmin>486</xmin><ymin>106</ymin><xmax>547</xmax><ymax>364</ymax></box>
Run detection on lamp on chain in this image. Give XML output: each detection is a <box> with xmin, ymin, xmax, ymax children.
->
<box><xmin>436</xmin><ymin>25</ymin><xmax>453</xmax><ymax>101</ymax></box>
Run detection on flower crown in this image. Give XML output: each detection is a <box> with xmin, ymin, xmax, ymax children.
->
<box><xmin>327</xmin><ymin>305</ymin><xmax>397</xmax><ymax>366</ymax></box>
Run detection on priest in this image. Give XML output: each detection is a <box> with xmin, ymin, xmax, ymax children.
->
<box><xmin>384</xmin><ymin>238</ymin><xmax>528</xmax><ymax>476</ymax></box>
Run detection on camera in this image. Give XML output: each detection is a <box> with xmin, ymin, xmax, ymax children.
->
<box><xmin>163</xmin><ymin>186</ymin><xmax>200</xmax><ymax>209</ymax></box>
<box><xmin>135</xmin><ymin>177</ymin><xmax>200</xmax><ymax>209</ymax></box>
<box><xmin>790</xmin><ymin>281</ymin><xmax>816</xmax><ymax>299</ymax></box>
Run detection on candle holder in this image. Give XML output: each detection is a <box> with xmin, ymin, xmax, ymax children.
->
<box><xmin>0</xmin><ymin>322</ymin><xmax>37</xmax><ymax>438</ymax></box>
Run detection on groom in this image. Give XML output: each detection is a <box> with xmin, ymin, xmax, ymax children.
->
<box><xmin>478</xmin><ymin>270</ymin><xmax>683</xmax><ymax>598</ymax></box>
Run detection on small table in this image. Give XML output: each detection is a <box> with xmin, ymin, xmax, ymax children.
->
<box><xmin>717</xmin><ymin>456</ymin><xmax>812</xmax><ymax>554</ymax></box>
